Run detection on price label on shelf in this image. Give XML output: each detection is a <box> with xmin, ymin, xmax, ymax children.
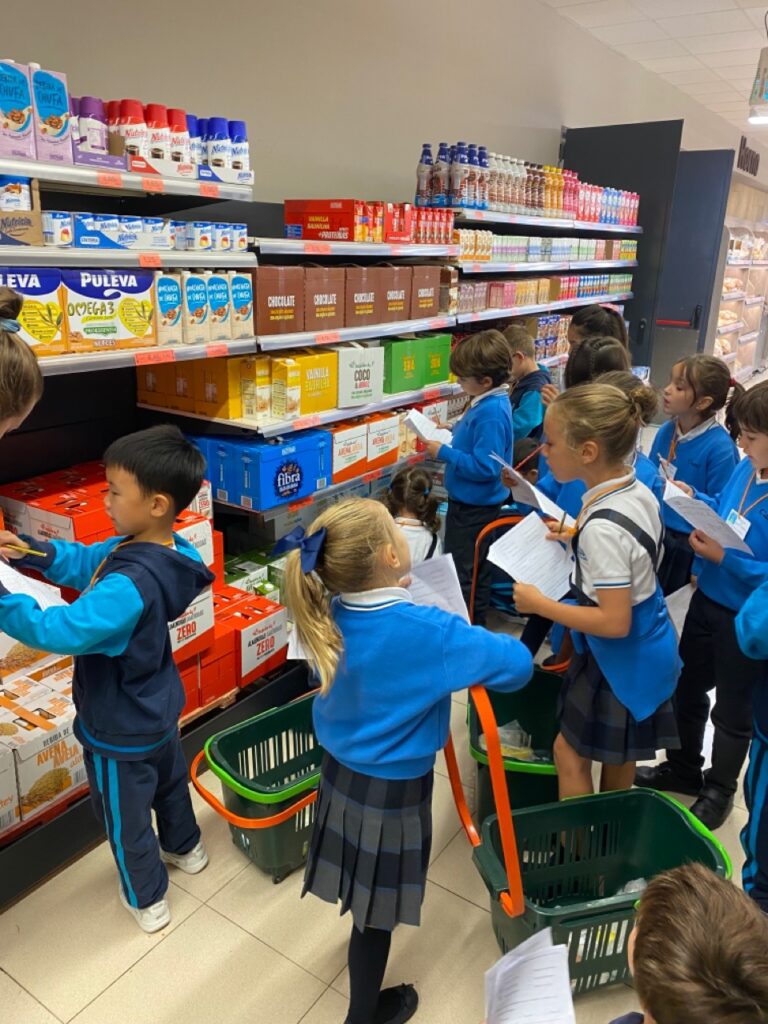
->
<box><xmin>206</xmin><ymin>344</ymin><xmax>230</xmax><ymax>359</ymax></box>
<box><xmin>199</xmin><ymin>181</ymin><xmax>221</xmax><ymax>198</ymax></box>
<box><xmin>430</xmin><ymin>317</ymin><xmax>448</xmax><ymax>329</ymax></box>
<box><xmin>138</xmin><ymin>253</ymin><xmax>163</xmax><ymax>268</ymax></box>
<box><xmin>407</xmin><ymin>454</ymin><xmax>423</xmax><ymax>466</ymax></box>
<box><xmin>389</xmin><ymin>245</ymin><xmax>405</xmax><ymax>256</ymax></box>
<box><xmin>96</xmin><ymin>171</ymin><xmax>123</xmax><ymax>189</ymax></box>
<box><xmin>135</xmin><ymin>349</ymin><xmax>176</xmax><ymax>366</ymax></box>
<box><xmin>292</xmin><ymin>415</ymin><xmax>322</xmax><ymax>430</ymax></box>
<box><xmin>303</xmin><ymin>241</ymin><xmax>332</xmax><ymax>255</ymax></box>
<box><xmin>141</xmin><ymin>176</ymin><xmax>164</xmax><ymax>194</ymax></box>
<box><xmin>422</xmin><ymin>386</ymin><xmax>444</xmax><ymax>402</ymax></box>
<box><xmin>362</xmin><ymin>469</ymin><xmax>383</xmax><ymax>484</ymax></box>
<box><xmin>315</xmin><ymin>331</ymin><xmax>341</xmax><ymax>346</ymax></box>
<box><xmin>288</xmin><ymin>496</ymin><xmax>314</xmax><ymax>512</ymax></box>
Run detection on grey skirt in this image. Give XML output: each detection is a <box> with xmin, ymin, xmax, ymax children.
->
<box><xmin>301</xmin><ymin>754</ymin><xmax>433</xmax><ymax>932</ymax></box>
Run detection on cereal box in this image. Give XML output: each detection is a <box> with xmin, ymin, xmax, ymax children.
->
<box><xmin>62</xmin><ymin>269</ymin><xmax>156</xmax><ymax>352</ymax></box>
<box><xmin>0</xmin><ymin>742</ymin><xmax>19</xmax><ymax>836</ymax></box>
<box><xmin>0</xmin><ymin>267</ymin><xmax>67</xmax><ymax>357</ymax></box>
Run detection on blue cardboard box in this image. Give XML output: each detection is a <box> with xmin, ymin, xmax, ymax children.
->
<box><xmin>239</xmin><ymin>430</ymin><xmax>331</xmax><ymax>511</ymax></box>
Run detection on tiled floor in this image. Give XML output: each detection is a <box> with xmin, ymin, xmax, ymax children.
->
<box><xmin>0</xmin><ymin>680</ymin><xmax>748</xmax><ymax>1024</ymax></box>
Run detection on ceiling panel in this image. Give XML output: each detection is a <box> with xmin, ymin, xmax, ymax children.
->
<box><xmin>641</xmin><ymin>54</ymin><xmax>713</xmax><ymax>71</ymax></box>
<box><xmin>685</xmin><ymin>29</ymin><xmax>764</xmax><ymax>53</ymax></box>
<box><xmin>633</xmin><ymin>0</ymin><xmax>739</xmax><ymax>15</ymax></box>
<box><xmin>657</xmin><ymin>9</ymin><xmax>755</xmax><ymax>36</ymax></box>
<box><xmin>591</xmin><ymin>20</ymin><xmax>669</xmax><ymax>44</ymax></box>
<box><xmin>662</xmin><ymin>66</ymin><xmax>721</xmax><ymax>84</ymax></box>
<box><xmin>560</xmin><ymin>1</ymin><xmax>644</xmax><ymax>28</ymax></box>
<box><xmin>700</xmin><ymin>47</ymin><xmax>763</xmax><ymax>66</ymax></box>
<box><xmin>618</xmin><ymin>38</ymin><xmax>690</xmax><ymax>59</ymax></box>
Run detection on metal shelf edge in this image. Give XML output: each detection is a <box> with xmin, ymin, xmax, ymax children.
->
<box><xmin>39</xmin><ymin>338</ymin><xmax>258</xmax><ymax>376</ymax></box>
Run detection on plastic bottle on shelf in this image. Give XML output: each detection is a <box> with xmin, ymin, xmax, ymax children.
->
<box><xmin>229</xmin><ymin>119</ymin><xmax>250</xmax><ymax>171</ymax></box>
<box><xmin>167</xmin><ymin>108</ymin><xmax>190</xmax><ymax>164</ymax></box>
<box><xmin>145</xmin><ymin>103</ymin><xmax>170</xmax><ymax>161</ymax></box>
<box><xmin>477</xmin><ymin>146</ymin><xmax>489</xmax><ymax>210</ymax></box>
<box><xmin>207</xmin><ymin>117</ymin><xmax>232</xmax><ymax>168</ymax></box>
<box><xmin>506</xmin><ymin>157</ymin><xmax>518</xmax><ymax>214</ymax></box>
<box><xmin>106</xmin><ymin>99</ymin><xmax>120</xmax><ymax>132</ymax></box>
<box><xmin>543</xmin><ymin>166</ymin><xmax>553</xmax><ymax>218</ymax></box>
<box><xmin>77</xmin><ymin>96</ymin><xmax>108</xmax><ymax>155</ymax></box>
<box><xmin>431</xmin><ymin>142</ymin><xmax>450</xmax><ymax>208</ymax></box>
<box><xmin>119</xmin><ymin>99</ymin><xmax>149</xmax><ymax>158</ymax></box>
<box><xmin>198</xmin><ymin>118</ymin><xmax>209</xmax><ymax>163</ymax></box>
<box><xmin>186</xmin><ymin>114</ymin><xmax>201</xmax><ymax>164</ymax></box>
<box><xmin>487</xmin><ymin>153</ymin><xmax>499</xmax><ymax>211</ymax></box>
<box><xmin>69</xmin><ymin>96</ymin><xmax>80</xmax><ymax>149</ymax></box>
<box><xmin>450</xmin><ymin>141</ymin><xmax>470</xmax><ymax>208</ymax></box>
<box><xmin>466</xmin><ymin>144</ymin><xmax>479</xmax><ymax>209</ymax></box>
<box><xmin>415</xmin><ymin>142</ymin><xmax>433</xmax><ymax>207</ymax></box>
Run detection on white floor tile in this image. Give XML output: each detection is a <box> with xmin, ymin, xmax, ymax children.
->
<box><xmin>435</xmin><ymin>698</ymin><xmax>475</xmax><ymax>785</ymax></box>
<box><xmin>69</xmin><ymin>905</ymin><xmax>325</xmax><ymax>1024</ymax></box>
<box><xmin>575</xmin><ymin>983</ymin><xmax>638</xmax><ymax>1022</ymax></box>
<box><xmin>298</xmin><ymin>986</ymin><xmax>348</xmax><ymax>1023</ymax></box>
<box><xmin>428</xmin><ymin>830</ymin><xmax>490</xmax><ymax>911</ymax></box>
<box><xmin>429</xmin><ymin>770</ymin><xmax>464</xmax><ymax>865</ymax></box>
<box><xmin>0</xmin><ymin>970</ymin><xmax>62</xmax><ymax>1024</ymax></box>
<box><xmin>0</xmin><ymin>841</ymin><xmax>200</xmax><ymax>1023</ymax></box>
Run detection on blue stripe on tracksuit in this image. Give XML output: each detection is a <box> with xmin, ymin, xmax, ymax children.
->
<box><xmin>742</xmin><ymin>716</ymin><xmax>768</xmax><ymax>909</ymax></box>
<box><xmin>85</xmin><ymin>734</ymin><xmax>200</xmax><ymax>909</ymax></box>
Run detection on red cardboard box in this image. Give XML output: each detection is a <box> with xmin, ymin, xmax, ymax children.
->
<box><xmin>199</xmin><ymin>620</ymin><xmax>237</xmax><ymax>705</ymax></box>
<box><xmin>175</xmin><ymin>654</ymin><xmax>200</xmax><ymax>718</ymax></box>
<box><xmin>213</xmin><ymin>584</ymin><xmax>254</xmax><ymax>616</ymax></box>
<box><xmin>169</xmin><ymin>587</ymin><xmax>214</xmax><ymax>660</ymax></box>
<box><xmin>225</xmin><ymin>598</ymin><xmax>288</xmax><ymax>687</ymax></box>
<box><xmin>26</xmin><ymin>484</ymin><xmax>113</xmax><ymax>545</ymax></box>
<box><xmin>383</xmin><ymin>203</ymin><xmax>415</xmax><ymax>244</ymax></box>
<box><xmin>212</xmin><ymin>529</ymin><xmax>225</xmax><ymax>583</ymax></box>
<box><xmin>284</xmin><ymin>199</ymin><xmax>367</xmax><ymax>243</ymax></box>
<box><xmin>175</xmin><ymin>510</ymin><xmax>214</xmax><ymax>568</ymax></box>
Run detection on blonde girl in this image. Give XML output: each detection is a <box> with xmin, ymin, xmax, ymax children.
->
<box><xmin>0</xmin><ymin>286</ymin><xmax>43</xmax><ymax>436</ymax></box>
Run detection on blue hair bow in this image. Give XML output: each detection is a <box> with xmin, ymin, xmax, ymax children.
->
<box><xmin>273</xmin><ymin>526</ymin><xmax>327</xmax><ymax>574</ymax></box>
<box><xmin>0</xmin><ymin>318</ymin><xmax>21</xmax><ymax>333</ymax></box>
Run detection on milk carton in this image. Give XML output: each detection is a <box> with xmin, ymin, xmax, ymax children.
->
<box><xmin>63</xmin><ymin>269</ymin><xmax>157</xmax><ymax>353</ymax></box>
<box><xmin>30</xmin><ymin>65</ymin><xmax>73</xmax><ymax>164</ymax></box>
<box><xmin>181</xmin><ymin>271</ymin><xmax>210</xmax><ymax>344</ymax></box>
<box><xmin>229</xmin><ymin>271</ymin><xmax>254</xmax><ymax>339</ymax></box>
<box><xmin>0</xmin><ymin>60</ymin><xmax>35</xmax><ymax>160</ymax></box>
<box><xmin>154</xmin><ymin>271</ymin><xmax>183</xmax><ymax>346</ymax></box>
<box><xmin>206</xmin><ymin>271</ymin><xmax>232</xmax><ymax>341</ymax></box>
<box><xmin>0</xmin><ymin>267</ymin><xmax>67</xmax><ymax>357</ymax></box>
<box><xmin>42</xmin><ymin>210</ymin><xmax>73</xmax><ymax>246</ymax></box>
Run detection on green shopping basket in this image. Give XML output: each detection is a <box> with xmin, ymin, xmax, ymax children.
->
<box><xmin>192</xmin><ymin>691</ymin><xmax>324</xmax><ymax>883</ymax></box>
<box><xmin>445</xmin><ymin>686</ymin><xmax>732</xmax><ymax>995</ymax></box>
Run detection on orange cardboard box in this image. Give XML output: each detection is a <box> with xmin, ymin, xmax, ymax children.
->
<box><xmin>365</xmin><ymin>413</ymin><xmax>400</xmax><ymax>472</ymax></box>
<box><xmin>224</xmin><ymin>598</ymin><xmax>288</xmax><ymax>688</ymax></box>
<box><xmin>328</xmin><ymin>421</ymin><xmax>368</xmax><ymax>483</ymax></box>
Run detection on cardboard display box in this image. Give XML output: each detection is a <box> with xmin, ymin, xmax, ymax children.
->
<box><xmin>380</xmin><ymin>265</ymin><xmax>412</xmax><ymax>324</ymax></box>
<box><xmin>410</xmin><ymin>266</ymin><xmax>441</xmax><ymax>319</ymax></box>
<box><xmin>382</xmin><ymin>337</ymin><xmax>425</xmax><ymax>393</ymax></box>
<box><xmin>345</xmin><ymin>266</ymin><xmax>384</xmax><ymax>328</ymax></box>
<box><xmin>254</xmin><ymin>266</ymin><xmax>305</xmax><ymax>335</ymax></box>
<box><xmin>303</xmin><ymin>266</ymin><xmax>345</xmax><ymax>332</ymax></box>
<box><xmin>334</xmin><ymin>343</ymin><xmax>384</xmax><ymax>408</ymax></box>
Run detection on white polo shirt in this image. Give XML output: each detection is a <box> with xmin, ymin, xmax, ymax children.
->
<box><xmin>394</xmin><ymin>517</ymin><xmax>442</xmax><ymax>566</ymax></box>
<box><xmin>573</xmin><ymin>471</ymin><xmax>663</xmax><ymax>605</ymax></box>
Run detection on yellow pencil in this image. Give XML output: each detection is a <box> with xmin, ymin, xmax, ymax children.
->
<box><xmin>4</xmin><ymin>544</ymin><xmax>47</xmax><ymax>558</ymax></box>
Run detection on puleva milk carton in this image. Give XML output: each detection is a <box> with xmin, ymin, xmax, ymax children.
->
<box><xmin>0</xmin><ymin>267</ymin><xmax>67</xmax><ymax>356</ymax></box>
<box><xmin>62</xmin><ymin>269</ymin><xmax>156</xmax><ymax>353</ymax></box>
<box><xmin>0</xmin><ymin>60</ymin><xmax>35</xmax><ymax>160</ymax></box>
<box><xmin>181</xmin><ymin>271</ymin><xmax>210</xmax><ymax>345</ymax></box>
<box><xmin>154</xmin><ymin>271</ymin><xmax>183</xmax><ymax>346</ymax></box>
<box><xmin>30</xmin><ymin>65</ymin><xmax>73</xmax><ymax>164</ymax></box>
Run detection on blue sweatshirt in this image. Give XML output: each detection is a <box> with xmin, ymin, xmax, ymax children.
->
<box><xmin>650</xmin><ymin>418</ymin><xmax>739</xmax><ymax>534</ymax></box>
<box><xmin>509</xmin><ymin>367</ymin><xmax>550</xmax><ymax>440</ymax></box>
<box><xmin>439</xmin><ymin>389</ymin><xmax>513</xmax><ymax>506</ymax></box>
<box><xmin>736</xmin><ymin>578</ymin><xmax>768</xmax><ymax>660</ymax></box>
<box><xmin>0</xmin><ymin>534</ymin><xmax>214</xmax><ymax>759</ymax></box>
<box><xmin>537</xmin><ymin>451</ymin><xmax>664</xmax><ymax>518</ymax></box>
<box><xmin>694</xmin><ymin>457</ymin><xmax>768</xmax><ymax>611</ymax></box>
<box><xmin>313</xmin><ymin>588</ymin><xmax>533</xmax><ymax>779</ymax></box>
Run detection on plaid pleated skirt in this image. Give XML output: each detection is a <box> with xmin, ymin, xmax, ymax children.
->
<box><xmin>558</xmin><ymin>648</ymin><xmax>680</xmax><ymax>765</ymax></box>
<box><xmin>301</xmin><ymin>754</ymin><xmax>433</xmax><ymax>933</ymax></box>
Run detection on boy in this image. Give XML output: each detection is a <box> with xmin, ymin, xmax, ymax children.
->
<box><xmin>609</xmin><ymin>863</ymin><xmax>768</xmax><ymax>1023</ymax></box>
<box><xmin>511</xmin><ymin>436</ymin><xmax>540</xmax><ymax>487</ymax></box>
<box><xmin>424</xmin><ymin>329</ymin><xmax>512</xmax><ymax>625</ymax></box>
<box><xmin>0</xmin><ymin>425</ymin><xmax>214</xmax><ymax>933</ymax></box>
<box><xmin>735</xmin><ymin>578</ymin><xmax>768</xmax><ymax>913</ymax></box>
<box><xmin>503</xmin><ymin>324</ymin><xmax>551</xmax><ymax>441</ymax></box>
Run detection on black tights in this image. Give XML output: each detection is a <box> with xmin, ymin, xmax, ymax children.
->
<box><xmin>346</xmin><ymin>924</ymin><xmax>392</xmax><ymax>1024</ymax></box>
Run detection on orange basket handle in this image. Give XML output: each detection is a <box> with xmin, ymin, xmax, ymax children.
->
<box><xmin>444</xmin><ymin>732</ymin><xmax>480</xmax><ymax>847</ymax></box>
<box><xmin>190</xmin><ymin>749</ymin><xmax>317</xmax><ymax>829</ymax></box>
<box><xmin>468</xmin><ymin>515</ymin><xmax>522</xmax><ymax>624</ymax></box>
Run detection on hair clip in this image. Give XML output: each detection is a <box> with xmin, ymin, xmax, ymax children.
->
<box><xmin>0</xmin><ymin>318</ymin><xmax>21</xmax><ymax>333</ymax></box>
<box><xmin>273</xmin><ymin>525</ymin><xmax>327</xmax><ymax>574</ymax></box>
<box><xmin>423</xmin><ymin>487</ymin><xmax>431</xmax><ymax>496</ymax></box>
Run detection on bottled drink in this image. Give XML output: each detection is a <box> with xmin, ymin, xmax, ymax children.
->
<box><xmin>467</xmin><ymin>144</ymin><xmax>479</xmax><ymax>209</ymax></box>
<box><xmin>228</xmin><ymin>119</ymin><xmax>250</xmax><ymax>172</ymax></box>
<box><xmin>477</xmin><ymin>146</ymin><xmax>489</xmax><ymax>210</ymax></box>
<box><xmin>77</xmin><ymin>96</ymin><xmax>108</xmax><ymax>155</ymax></box>
<box><xmin>450</xmin><ymin>142</ymin><xmax>469</xmax><ymax>208</ymax></box>
<box><xmin>431</xmin><ymin>142</ymin><xmax>450</xmax><ymax>208</ymax></box>
<box><xmin>187</xmin><ymin>114</ymin><xmax>202</xmax><ymax>164</ymax></box>
<box><xmin>415</xmin><ymin>142</ymin><xmax>433</xmax><ymax>207</ymax></box>
<box><xmin>487</xmin><ymin>152</ymin><xmax>499</xmax><ymax>211</ymax></box>
<box><xmin>206</xmin><ymin>116</ymin><xmax>232</xmax><ymax>168</ymax></box>
<box><xmin>145</xmin><ymin>103</ymin><xmax>170</xmax><ymax>161</ymax></box>
<box><xmin>119</xmin><ymin>98</ymin><xmax>148</xmax><ymax>158</ymax></box>
<box><xmin>168</xmin><ymin>108</ymin><xmax>191</xmax><ymax>164</ymax></box>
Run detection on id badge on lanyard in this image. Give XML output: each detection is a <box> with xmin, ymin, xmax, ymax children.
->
<box><xmin>726</xmin><ymin>509</ymin><xmax>751</xmax><ymax>541</ymax></box>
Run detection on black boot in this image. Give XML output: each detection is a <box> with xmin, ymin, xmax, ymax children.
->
<box><xmin>690</xmin><ymin>786</ymin><xmax>734</xmax><ymax>831</ymax></box>
<box><xmin>634</xmin><ymin>761</ymin><xmax>703</xmax><ymax>796</ymax></box>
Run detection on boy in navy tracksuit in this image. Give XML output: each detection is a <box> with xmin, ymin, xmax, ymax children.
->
<box><xmin>424</xmin><ymin>329</ymin><xmax>512</xmax><ymax>626</ymax></box>
<box><xmin>0</xmin><ymin>425</ymin><xmax>214</xmax><ymax>933</ymax></box>
<box><xmin>503</xmin><ymin>323</ymin><xmax>551</xmax><ymax>441</ymax></box>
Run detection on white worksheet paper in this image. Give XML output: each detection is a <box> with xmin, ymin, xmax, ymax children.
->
<box><xmin>408</xmin><ymin>553</ymin><xmax>470</xmax><ymax>622</ymax></box>
<box><xmin>0</xmin><ymin>560</ymin><xmax>65</xmax><ymax>610</ymax></box>
<box><xmin>663</xmin><ymin>480</ymin><xmax>753</xmax><ymax>554</ymax></box>
<box><xmin>665</xmin><ymin>583</ymin><xmax>694</xmax><ymax>639</ymax></box>
<box><xmin>490</xmin><ymin>452</ymin><xmax>575</xmax><ymax>527</ymax></box>
<box><xmin>488</xmin><ymin>512</ymin><xmax>573</xmax><ymax>600</ymax></box>
<box><xmin>485</xmin><ymin>928</ymin><xmax>576</xmax><ymax>1024</ymax></box>
<box><xmin>403</xmin><ymin>408</ymin><xmax>453</xmax><ymax>448</ymax></box>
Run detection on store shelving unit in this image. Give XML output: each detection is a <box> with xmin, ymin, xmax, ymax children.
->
<box><xmin>255</xmin><ymin>238</ymin><xmax>459</xmax><ymax>258</ymax></box>
<box><xmin>452</xmin><ymin>208</ymin><xmax>643</xmax><ymax>234</ymax></box>
<box><xmin>255</xmin><ymin>315</ymin><xmax>454</xmax><ymax>353</ymax></box>
<box><xmin>458</xmin><ymin>259</ymin><xmax>637</xmax><ymax>274</ymax></box>
<box><xmin>717</xmin><ymin>223</ymin><xmax>768</xmax><ymax>379</ymax></box>
<box><xmin>0</xmin><ymin>246</ymin><xmax>257</xmax><ymax>269</ymax></box>
<box><xmin>38</xmin><ymin>338</ymin><xmax>259</xmax><ymax>376</ymax></box>
<box><xmin>455</xmin><ymin>291</ymin><xmax>634</xmax><ymax>325</ymax></box>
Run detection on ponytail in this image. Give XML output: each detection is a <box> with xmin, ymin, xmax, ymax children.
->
<box><xmin>383</xmin><ymin>465</ymin><xmax>441</xmax><ymax>535</ymax></box>
<box><xmin>0</xmin><ymin>287</ymin><xmax>43</xmax><ymax>420</ymax></box>
<box><xmin>564</xmin><ymin>335</ymin><xmax>631</xmax><ymax>388</ymax></box>
<box><xmin>283</xmin><ymin>547</ymin><xmax>342</xmax><ymax>694</ymax></box>
<box><xmin>570</xmin><ymin>304</ymin><xmax>629</xmax><ymax>348</ymax></box>
<box><xmin>725</xmin><ymin>379</ymin><xmax>747</xmax><ymax>441</ymax></box>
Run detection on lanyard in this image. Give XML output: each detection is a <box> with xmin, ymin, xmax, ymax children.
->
<box><xmin>737</xmin><ymin>470</ymin><xmax>768</xmax><ymax>518</ymax></box>
<box><xmin>667</xmin><ymin>428</ymin><xmax>680</xmax><ymax>464</ymax></box>
<box><xmin>88</xmin><ymin>538</ymin><xmax>174</xmax><ymax>589</ymax></box>
<box><xmin>574</xmin><ymin>478</ymin><xmax>633</xmax><ymax>533</ymax></box>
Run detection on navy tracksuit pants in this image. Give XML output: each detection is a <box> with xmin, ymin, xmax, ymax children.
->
<box><xmin>743</xmin><ymin>680</ymin><xmax>768</xmax><ymax>913</ymax></box>
<box><xmin>84</xmin><ymin>734</ymin><xmax>201</xmax><ymax>909</ymax></box>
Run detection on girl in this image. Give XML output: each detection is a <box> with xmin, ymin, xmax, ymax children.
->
<box><xmin>513</xmin><ymin>382</ymin><xmax>680</xmax><ymax>797</ymax></box>
<box><xmin>637</xmin><ymin>383</ymin><xmax>768</xmax><ymax>832</ymax></box>
<box><xmin>649</xmin><ymin>355</ymin><xmax>741</xmax><ymax>594</ymax></box>
<box><xmin>282</xmin><ymin>498</ymin><xmax>533</xmax><ymax>1024</ymax></box>
<box><xmin>0</xmin><ymin>287</ymin><xmax>43</xmax><ymax>437</ymax></box>
<box><xmin>383</xmin><ymin>464</ymin><xmax>442</xmax><ymax>565</ymax></box>
<box><xmin>567</xmin><ymin>303</ymin><xmax>629</xmax><ymax>351</ymax></box>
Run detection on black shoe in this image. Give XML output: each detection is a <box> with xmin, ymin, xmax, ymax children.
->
<box><xmin>690</xmin><ymin>786</ymin><xmax>734</xmax><ymax>831</ymax></box>
<box><xmin>374</xmin><ymin>985</ymin><xmax>418</xmax><ymax>1024</ymax></box>
<box><xmin>634</xmin><ymin>762</ymin><xmax>703</xmax><ymax>796</ymax></box>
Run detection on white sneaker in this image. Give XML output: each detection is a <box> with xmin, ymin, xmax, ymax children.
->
<box><xmin>118</xmin><ymin>884</ymin><xmax>171</xmax><ymax>934</ymax></box>
<box><xmin>161</xmin><ymin>841</ymin><xmax>209</xmax><ymax>875</ymax></box>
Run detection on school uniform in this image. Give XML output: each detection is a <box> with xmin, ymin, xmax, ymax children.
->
<box><xmin>560</xmin><ymin>471</ymin><xmax>681</xmax><ymax>764</ymax></box>
<box><xmin>735</xmin><ymin>579</ymin><xmax>768</xmax><ymax>911</ymax></box>
<box><xmin>650</xmin><ymin>417</ymin><xmax>739</xmax><ymax>594</ymax></box>
<box><xmin>664</xmin><ymin>458</ymin><xmax>768</xmax><ymax>802</ymax></box>
<box><xmin>0</xmin><ymin>535</ymin><xmax>214</xmax><ymax>909</ymax></box>
<box><xmin>439</xmin><ymin>385</ymin><xmax>513</xmax><ymax>625</ymax></box>
<box><xmin>303</xmin><ymin>588</ymin><xmax>533</xmax><ymax>931</ymax></box>
<box><xmin>509</xmin><ymin>366</ymin><xmax>551</xmax><ymax>440</ymax></box>
<box><xmin>609</xmin><ymin>1015</ymin><xmax>644</xmax><ymax>1024</ymax></box>
<box><xmin>394</xmin><ymin>517</ymin><xmax>441</xmax><ymax>566</ymax></box>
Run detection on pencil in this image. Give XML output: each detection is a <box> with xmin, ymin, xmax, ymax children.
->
<box><xmin>514</xmin><ymin>442</ymin><xmax>545</xmax><ymax>472</ymax></box>
<box><xmin>4</xmin><ymin>544</ymin><xmax>47</xmax><ymax>558</ymax></box>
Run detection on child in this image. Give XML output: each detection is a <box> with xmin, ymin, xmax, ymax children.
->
<box><xmin>282</xmin><ymin>498</ymin><xmax>533</xmax><ymax>1024</ymax></box>
<box><xmin>511</xmin><ymin>436</ymin><xmax>541</xmax><ymax>487</ymax></box>
<box><xmin>502</xmin><ymin>323</ymin><xmax>551</xmax><ymax>440</ymax></box>
<box><xmin>0</xmin><ymin>425</ymin><xmax>214</xmax><ymax>933</ymax></box>
<box><xmin>513</xmin><ymin>382</ymin><xmax>680</xmax><ymax>797</ymax></box>
<box><xmin>0</xmin><ymin>286</ymin><xmax>43</xmax><ymax>437</ymax></box>
<box><xmin>568</xmin><ymin>302</ymin><xmax>629</xmax><ymax>351</ymax></box>
<box><xmin>736</xmin><ymin>575</ymin><xmax>768</xmax><ymax>912</ymax></box>
<box><xmin>638</xmin><ymin>382</ymin><xmax>768</xmax><ymax>831</ymax></box>
<box><xmin>423</xmin><ymin>329</ymin><xmax>513</xmax><ymax>626</ymax></box>
<box><xmin>383</xmin><ymin>464</ymin><xmax>442</xmax><ymax>565</ymax></box>
<box><xmin>609</xmin><ymin>863</ymin><xmax>768</xmax><ymax>1023</ymax></box>
<box><xmin>649</xmin><ymin>355</ymin><xmax>742</xmax><ymax>594</ymax></box>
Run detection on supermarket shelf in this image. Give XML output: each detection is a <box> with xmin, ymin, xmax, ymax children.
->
<box><xmin>721</xmin><ymin>291</ymin><xmax>746</xmax><ymax>302</ymax></box>
<box><xmin>256</xmin><ymin>315</ymin><xmax>454</xmax><ymax>352</ymax></box>
<box><xmin>727</xmin><ymin>258</ymin><xmax>752</xmax><ymax>267</ymax></box>
<box><xmin>455</xmin><ymin>291</ymin><xmax>634</xmax><ymax>325</ymax></box>
<box><xmin>739</xmin><ymin>330</ymin><xmax>760</xmax><ymax>344</ymax></box>
<box><xmin>541</xmin><ymin>353</ymin><xmax>568</xmax><ymax>367</ymax></box>
<box><xmin>459</xmin><ymin>259</ymin><xmax>637</xmax><ymax>274</ymax></box>
<box><xmin>0</xmin><ymin>156</ymin><xmax>252</xmax><ymax>201</ymax></box>
<box><xmin>0</xmin><ymin>246</ymin><xmax>257</xmax><ymax>269</ymax></box>
<box><xmin>255</xmin><ymin>237</ymin><xmax>459</xmax><ymax>258</ymax></box>
<box><xmin>139</xmin><ymin>381</ymin><xmax>463</xmax><ymax>437</ymax></box>
<box><xmin>717</xmin><ymin>321</ymin><xmax>745</xmax><ymax>336</ymax></box>
<box><xmin>216</xmin><ymin>453</ymin><xmax>426</xmax><ymax>522</ymax></box>
<box><xmin>745</xmin><ymin>296</ymin><xmax>764</xmax><ymax>306</ymax></box>
<box><xmin>736</xmin><ymin>365</ymin><xmax>756</xmax><ymax>383</ymax></box>
<box><xmin>754</xmin><ymin>260</ymin><xmax>768</xmax><ymax>267</ymax></box>
<box><xmin>721</xmin><ymin>352</ymin><xmax>738</xmax><ymax>364</ymax></box>
<box><xmin>452</xmin><ymin>209</ymin><xmax>642</xmax><ymax>234</ymax></box>
<box><xmin>568</xmin><ymin>259</ymin><xmax>639</xmax><ymax>270</ymax></box>
<box><xmin>39</xmin><ymin>338</ymin><xmax>258</xmax><ymax>376</ymax></box>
